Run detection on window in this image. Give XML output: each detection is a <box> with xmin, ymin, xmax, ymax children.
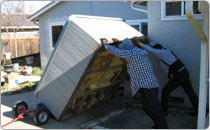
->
<box><xmin>165</xmin><ymin>2</ymin><xmax>182</xmax><ymax>16</ymax></box>
<box><xmin>52</xmin><ymin>26</ymin><xmax>63</xmax><ymax>47</ymax></box>
<box><xmin>49</xmin><ymin>21</ymin><xmax>65</xmax><ymax>51</ymax></box>
<box><xmin>161</xmin><ymin>1</ymin><xmax>202</xmax><ymax>21</ymax></box>
<box><xmin>130</xmin><ymin>25</ymin><xmax>140</xmax><ymax>31</ymax></box>
<box><xmin>126</xmin><ymin>19</ymin><xmax>148</xmax><ymax>36</ymax></box>
<box><xmin>141</xmin><ymin>23</ymin><xmax>148</xmax><ymax>36</ymax></box>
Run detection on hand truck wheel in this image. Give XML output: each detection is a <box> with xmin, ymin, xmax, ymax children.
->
<box><xmin>12</xmin><ymin>100</ymin><xmax>28</xmax><ymax>117</ymax></box>
<box><xmin>33</xmin><ymin>106</ymin><xmax>49</xmax><ymax>125</ymax></box>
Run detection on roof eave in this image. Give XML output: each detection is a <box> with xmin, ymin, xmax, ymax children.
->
<box><xmin>27</xmin><ymin>1</ymin><xmax>61</xmax><ymax>22</ymax></box>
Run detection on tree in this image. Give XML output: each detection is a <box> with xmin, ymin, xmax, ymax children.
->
<box><xmin>1</xmin><ymin>1</ymin><xmax>28</xmax><ymax>57</ymax></box>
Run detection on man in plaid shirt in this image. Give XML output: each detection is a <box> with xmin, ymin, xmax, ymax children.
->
<box><xmin>100</xmin><ymin>37</ymin><xmax>168</xmax><ymax>129</ymax></box>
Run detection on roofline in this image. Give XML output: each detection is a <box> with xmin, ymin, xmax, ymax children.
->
<box><xmin>27</xmin><ymin>1</ymin><xmax>146</xmax><ymax>22</ymax></box>
<box><xmin>27</xmin><ymin>1</ymin><xmax>61</xmax><ymax>22</ymax></box>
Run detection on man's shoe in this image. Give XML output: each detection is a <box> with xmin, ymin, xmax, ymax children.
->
<box><xmin>152</xmin><ymin>125</ymin><xmax>157</xmax><ymax>129</ymax></box>
<box><xmin>189</xmin><ymin>112</ymin><xmax>198</xmax><ymax>116</ymax></box>
<box><xmin>164</xmin><ymin>111</ymin><xmax>168</xmax><ymax>116</ymax></box>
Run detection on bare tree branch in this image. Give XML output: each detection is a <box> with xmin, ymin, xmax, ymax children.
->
<box><xmin>1</xmin><ymin>1</ymin><xmax>27</xmax><ymax>33</ymax></box>
<box><xmin>1</xmin><ymin>1</ymin><xmax>28</xmax><ymax>57</ymax></box>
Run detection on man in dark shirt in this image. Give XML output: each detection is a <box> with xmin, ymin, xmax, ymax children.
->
<box><xmin>137</xmin><ymin>36</ymin><xmax>198</xmax><ymax>116</ymax></box>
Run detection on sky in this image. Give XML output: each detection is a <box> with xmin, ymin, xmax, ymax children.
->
<box><xmin>24</xmin><ymin>1</ymin><xmax>51</xmax><ymax>14</ymax></box>
<box><xmin>1</xmin><ymin>1</ymin><xmax>51</xmax><ymax>14</ymax></box>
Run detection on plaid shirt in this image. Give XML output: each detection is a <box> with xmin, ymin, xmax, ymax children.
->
<box><xmin>105</xmin><ymin>45</ymin><xmax>159</xmax><ymax>95</ymax></box>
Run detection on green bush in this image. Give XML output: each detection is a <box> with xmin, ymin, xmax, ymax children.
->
<box><xmin>20</xmin><ymin>82</ymin><xmax>37</xmax><ymax>92</ymax></box>
<box><xmin>5</xmin><ymin>59</ymin><xmax>12</xmax><ymax>65</ymax></box>
<box><xmin>1</xmin><ymin>82</ymin><xmax>37</xmax><ymax>93</ymax></box>
<box><xmin>1</xmin><ymin>66</ymin><xmax>4</xmax><ymax>71</ymax></box>
<box><xmin>1</xmin><ymin>85</ymin><xmax>8</xmax><ymax>91</ymax></box>
<box><xmin>32</xmin><ymin>67</ymin><xmax>43</xmax><ymax>76</ymax></box>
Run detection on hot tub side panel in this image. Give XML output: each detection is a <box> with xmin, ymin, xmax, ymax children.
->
<box><xmin>36</xmin><ymin>21</ymin><xmax>99</xmax><ymax>120</ymax></box>
<box><xmin>60</xmin><ymin>48</ymin><xmax>127</xmax><ymax>120</ymax></box>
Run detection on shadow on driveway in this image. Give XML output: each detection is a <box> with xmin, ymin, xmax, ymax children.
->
<box><xmin>1</xmin><ymin>91</ymin><xmax>198</xmax><ymax>129</ymax></box>
<box><xmin>1</xmin><ymin>91</ymin><xmax>124</xmax><ymax>129</ymax></box>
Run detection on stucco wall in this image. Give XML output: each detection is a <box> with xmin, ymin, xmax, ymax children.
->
<box><xmin>38</xmin><ymin>1</ymin><xmax>147</xmax><ymax>69</ymax></box>
<box><xmin>148</xmin><ymin>1</ymin><xmax>201</xmax><ymax>107</ymax></box>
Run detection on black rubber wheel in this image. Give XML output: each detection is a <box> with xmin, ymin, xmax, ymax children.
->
<box><xmin>12</xmin><ymin>100</ymin><xmax>28</xmax><ymax>117</ymax></box>
<box><xmin>33</xmin><ymin>106</ymin><xmax>49</xmax><ymax>125</ymax></box>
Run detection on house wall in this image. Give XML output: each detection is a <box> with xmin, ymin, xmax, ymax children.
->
<box><xmin>148</xmin><ymin>1</ymin><xmax>201</xmax><ymax>107</ymax></box>
<box><xmin>38</xmin><ymin>1</ymin><xmax>147</xmax><ymax>69</ymax></box>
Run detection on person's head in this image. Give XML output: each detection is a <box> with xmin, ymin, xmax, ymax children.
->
<box><xmin>153</xmin><ymin>44</ymin><xmax>163</xmax><ymax>50</ymax></box>
<box><xmin>119</xmin><ymin>38</ymin><xmax>135</xmax><ymax>50</ymax></box>
<box><xmin>138</xmin><ymin>36</ymin><xmax>150</xmax><ymax>45</ymax></box>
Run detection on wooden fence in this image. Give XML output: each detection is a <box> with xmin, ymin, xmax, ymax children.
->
<box><xmin>1</xmin><ymin>38</ymin><xmax>40</xmax><ymax>59</ymax></box>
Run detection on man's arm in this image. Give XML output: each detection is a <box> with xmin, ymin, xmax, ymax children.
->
<box><xmin>112</xmin><ymin>38</ymin><xmax>121</xmax><ymax>46</ymax></box>
<box><xmin>104</xmin><ymin>45</ymin><xmax>132</xmax><ymax>60</ymax></box>
<box><xmin>100</xmin><ymin>38</ymin><xmax>132</xmax><ymax>60</ymax></box>
<box><xmin>142</xmin><ymin>44</ymin><xmax>161</xmax><ymax>54</ymax></box>
<box><xmin>132</xmin><ymin>36</ymin><xmax>162</xmax><ymax>58</ymax></box>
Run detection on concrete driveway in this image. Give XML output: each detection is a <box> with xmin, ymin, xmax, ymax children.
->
<box><xmin>1</xmin><ymin>91</ymin><xmax>125</xmax><ymax>129</ymax></box>
<box><xmin>1</xmin><ymin>91</ymin><xmax>198</xmax><ymax>129</ymax></box>
<box><xmin>1</xmin><ymin>92</ymin><xmax>41</xmax><ymax>129</ymax></box>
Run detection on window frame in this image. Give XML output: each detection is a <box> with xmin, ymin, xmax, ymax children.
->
<box><xmin>49</xmin><ymin>21</ymin><xmax>65</xmax><ymax>51</ymax></box>
<box><xmin>125</xmin><ymin>19</ymin><xmax>148</xmax><ymax>34</ymax></box>
<box><xmin>161</xmin><ymin>1</ymin><xmax>203</xmax><ymax>21</ymax></box>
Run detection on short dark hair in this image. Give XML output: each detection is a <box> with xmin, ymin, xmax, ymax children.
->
<box><xmin>139</xmin><ymin>36</ymin><xmax>150</xmax><ymax>45</ymax></box>
<box><xmin>153</xmin><ymin>44</ymin><xmax>163</xmax><ymax>49</ymax></box>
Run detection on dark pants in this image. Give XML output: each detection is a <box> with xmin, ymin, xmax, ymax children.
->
<box><xmin>161</xmin><ymin>69</ymin><xmax>198</xmax><ymax>112</ymax></box>
<box><xmin>140</xmin><ymin>88</ymin><xmax>168</xmax><ymax>129</ymax></box>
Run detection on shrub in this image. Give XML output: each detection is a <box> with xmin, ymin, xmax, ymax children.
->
<box><xmin>32</xmin><ymin>67</ymin><xmax>43</xmax><ymax>76</ymax></box>
<box><xmin>5</xmin><ymin>59</ymin><xmax>12</xmax><ymax>65</ymax></box>
<box><xmin>1</xmin><ymin>85</ymin><xmax>8</xmax><ymax>91</ymax></box>
<box><xmin>1</xmin><ymin>81</ymin><xmax>37</xmax><ymax>93</ymax></box>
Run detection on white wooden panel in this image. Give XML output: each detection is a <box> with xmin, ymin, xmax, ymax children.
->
<box><xmin>71</xmin><ymin>15</ymin><xmax>143</xmax><ymax>43</ymax></box>
<box><xmin>61</xmin><ymin>37</ymin><xmax>89</xmax><ymax>63</ymax></box>
<box><xmin>63</xmin><ymin>32</ymin><xmax>95</xmax><ymax>58</ymax></box>
<box><xmin>43</xmin><ymin>81</ymin><xmax>67</xmax><ymax>110</ymax></box>
<box><xmin>36</xmin><ymin>15</ymin><xmax>144</xmax><ymax>120</ymax></box>
<box><xmin>53</xmin><ymin>52</ymin><xmax>80</xmax><ymax>84</ymax></box>
<box><xmin>43</xmin><ymin>81</ymin><xmax>66</xmax><ymax>109</ymax></box>
<box><xmin>45</xmin><ymin>63</ymin><xmax>75</xmax><ymax>94</ymax></box>
<box><xmin>66</xmin><ymin>22</ymin><xmax>99</xmax><ymax>49</ymax></box>
<box><xmin>53</xmin><ymin>50</ymin><xmax>93</xmax><ymax>85</ymax></box>
<box><xmin>44</xmin><ymin>75</ymin><xmax>70</xmax><ymax>99</ymax></box>
<box><xmin>53</xmin><ymin>47</ymin><xmax>83</xmax><ymax>82</ymax></box>
<box><xmin>41</xmin><ymin>63</ymin><xmax>76</xmax><ymax>118</ymax></box>
<box><xmin>38</xmin><ymin>80</ymin><xmax>63</xmax><ymax>119</ymax></box>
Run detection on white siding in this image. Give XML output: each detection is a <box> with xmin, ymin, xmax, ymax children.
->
<box><xmin>35</xmin><ymin>15</ymin><xmax>142</xmax><ymax>120</ymax></box>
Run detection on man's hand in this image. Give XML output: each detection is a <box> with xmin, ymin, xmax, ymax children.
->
<box><xmin>132</xmin><ymin>36</ymin><xmax>140</xmax><ymax>43</ymax></box>
<box><xmin>100</xmin><ymin>38</ymin><xmax>108</xmax><ymax>46</ymax></box>
<box><xmin>112</xmin><ymin>38</ymin><xmax>120</xmax><ymax>46</ymax></box>
<box><xmin>132</xmin><ymin>36</ymin><xmax>144</xmax><ymax>48</ymax></box>
<box><xmin>112</xmin><ymin>38</ymin><xmax>119</xmax><ymax>43</ymax></box>
<box><xmin>148</xmin><ymin>42</ymin><xmax>153</xmax><ymax>47</ymax></box>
